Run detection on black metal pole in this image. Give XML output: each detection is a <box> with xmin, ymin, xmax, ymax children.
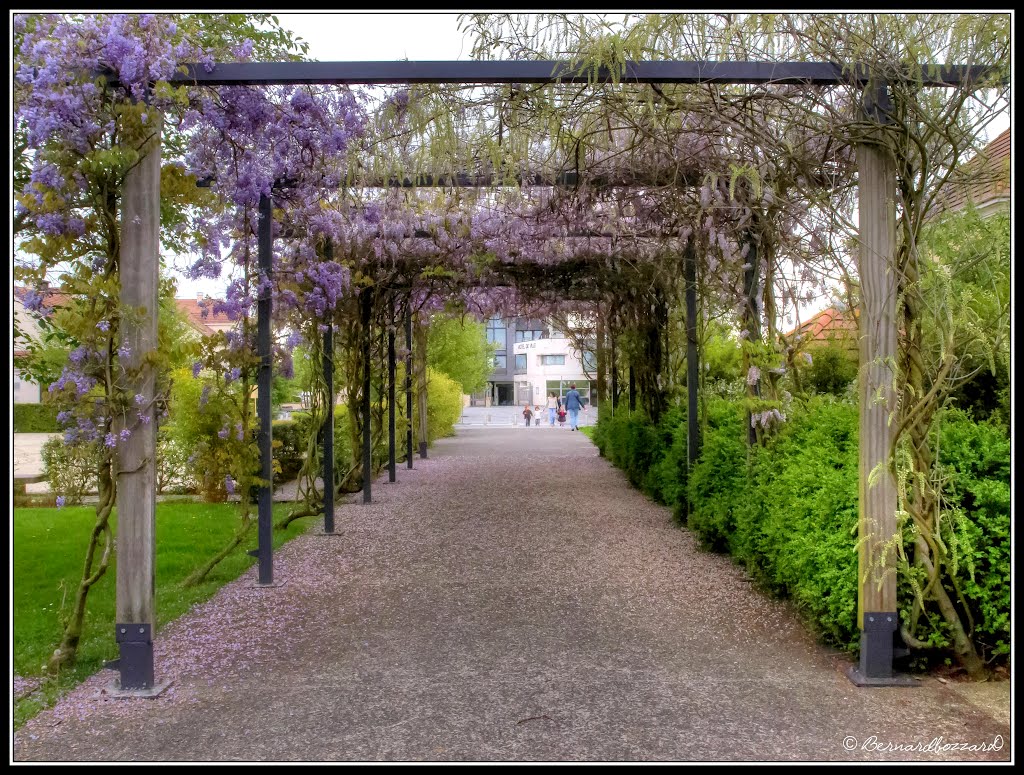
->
<box><xmin>684</xmin><ymin>239</ymin><xmax>700</xmax><ymax>470</ymax></box>
<box><xmin>743</xmin><ymin>234</ymin><xmax>760</xmax><ymax>447</ymax></box>
<box><xmin>361</xmin><ymin>287</ymin><xmax>373</xmax><ymax>504</ymax></box>
<box><xmin>405</xmin><ymin>303</ymin><xmax>413</xmax><ymax>469</ymax></box>
<box><xmin>323</xmin><ymin>321</ymin><xmax>335</xmax><ymax>533</ymax></box>
<box><xmin>611</xmin><ymin>334</ymin><xmax>619</xmax><ymax>412</ymax></box>
<box><xmin>628</xmin><ymin>364</ymin><xmax>636</xmax><ymax>412</ymax></box>
<box><xmin>387</xmin><ymin>308</ymin><xmax>396</xmax><ymax>483</ymax></box>
<box><xmin>257</xmin><ymin>193</ymin><xmax>274</xmax><ymax>584</ymax></box>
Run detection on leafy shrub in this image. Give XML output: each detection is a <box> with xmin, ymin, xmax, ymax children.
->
<box><xmin>415</xmin><ymin>367</ymin><xmax>463</xmax><ymax>444</ymax></box>
<box><xmin>156</xmin><ymin>428</ymin><xmax>197</xmax><ymax>494</ymax></box>
<box><xmin>41</xmin><ymin>437</ymin><xmax>103</xmax><ymax>505</ymax></box>
<box><xmin>733</xmin><ymin>397</ymin><xmax>860</xmax><ymax>648</ymax></box>
<box><xmin>933</xmin><ymin>410</ymin><xmax>1010</xmax><ymax>661</ymax></box>
<box><xmin>272</xmin><ymin>418</ymin><xmax>305</xmax><ymax>483</ymax></box>
<box><xmin>803</xmin><ymin>343</ymin><xmax>858</xmax><ymax>396</ymax></box>
<box><xmin>601</xmin><ymin>392</ymin><xmax>1009</xmax><ymax>663</ymax></box>
<box><xmin>13</xmin><ymin>403</ymin><xmax>60</xmax><ymax>433</ymax></box>
<box><xmin>686</xmin><ymin>398</ymin><xmax>748</xmax><ymax>552</ymax></box>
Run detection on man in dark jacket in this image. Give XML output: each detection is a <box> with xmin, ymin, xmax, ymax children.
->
<box><xmin>563</xmin><ymin>383</ymin><xmax>585</xmax><ymax>431</ymax></box>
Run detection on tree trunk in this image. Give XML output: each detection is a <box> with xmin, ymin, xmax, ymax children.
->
<box><xmin>47</xmin><ymin>458</ymin><xmax>115</xmax><ymax>672</ymax></box>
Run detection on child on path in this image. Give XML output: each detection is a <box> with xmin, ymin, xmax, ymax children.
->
<box><xmin>557</xmin><ymin>406</ymin><xmax>567</xmax><ymax>427</ymax></box>
<box><xmin>522</xmin><ymin>403</ymin><xmax>533</xmax><ymax>427</ymax></box>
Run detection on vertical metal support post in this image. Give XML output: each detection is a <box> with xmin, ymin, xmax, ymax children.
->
<box><xmin>405</xmin><ymin>303</ymin><xmax>414</xmax><ymax>469</ymax></box>
<box><xmin>628</xmin><ymin>365</ymin><xmax>636</xmax><ymax>412</ymax></box>
<box><xmin>610</xmin><ymin>333</ymin><xmax>619</xmax><ymax>411</ymax></box>
<box><xmin>415</xmin><ymin>320</ymin><xmax>429</xmax><ymax>458</ymax></box>
<box><xmin>684</xmin><ymin>239</ymin><xmax>700</xmax><ymax>472</ymax></box>
<box><xmin>595</xmin><ymin>309</ymin><xmax>606</xmax><ymax>409</ymax></box>
<box><xmin>387</xmin><ymin>304</ymin><xmax>396</xmax><ymax>483</ymax></box>
<box><xmin>742</xmin><ymin>234</ymin><xmax>760</xmax><ymax>447</ymax></box>
<box><xmin>361</xmin><ymin>287</ymin><xmax>373</xmax><ymax>504</ymax></box>
<box><xmin>849</xmin><ymin>81</ymin><xmax>904</xmax><ymax>686</ymax></box>
<box><xmin>256</xmin><ymin>193</ymin><xmax>274</xmax><ymax>584</ymax></box>
<box><xmin>323</xmin><ymin>322</ymin><xmax>335</xmax><ymax>533</ymax></box>
<box><xmin>115</xmin><ymin>114</ymin><xmax>163</xmax><ymax>693</ymax></box>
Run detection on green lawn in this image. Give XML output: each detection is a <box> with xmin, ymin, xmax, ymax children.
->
<box><xmin>14</xmin><ymin>500</ymin><xmax>308</xmax><ymax>727</ymax></box>
<box><xmin>579</xmin><ymin>425</ymin><xmax>596</xmax><ymax>441</ymax></box>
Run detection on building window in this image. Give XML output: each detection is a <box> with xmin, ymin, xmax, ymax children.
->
<box><xmin>486</xmin><ymin>317</ymin><xmax>506</xmax><ymax>349</ymax></box>
<box><xmin>515</xmin><ymin>329</ymin><xmax>544</xmax><ymax>342</ymax></box>
<box><xmin>540</xmin><ymin>354</ymin><xmax>566</xmax><ymax>366</ymax></box>
<box><xmin>493</xmin><ymin>353</ymin><xmax>507</xmax><ymax>370</ymax></box>
<box><xmin>514</xmin><ymin>354</ymin><xmax>527</xmax><ymax>371</ymax></box>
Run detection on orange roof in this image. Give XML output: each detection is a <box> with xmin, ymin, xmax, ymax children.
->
<box><xmin>933</xmin><ymin>128</ymin><xmax>1010</xmax><ymax>215</ymax></box>
<box><xmin>14</xmin><ymin>285</ymin><xmax>72</xmax><ymax>310</ymax></box>
<box><xmin>785</xmin><ymin>306</ymin><xmax>858</xmax><ymax>344</ymax></box>
<box><xmin>174</xmin><ymin>298</ymin><xmax>235</xmax><ymax>335</ymax></box>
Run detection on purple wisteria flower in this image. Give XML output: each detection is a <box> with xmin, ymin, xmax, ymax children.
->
<box><xmin>119</xmin><ymin>428</ymin><xmax>131</xmax><ymax>440</ymax></box>
<box><xmin>218</xmin><ymin>426</ymin><xmax>230</xmax><ymax>440</ymax></box>
<box><xmin>104</xmin><ymin>432</ymin><xmax>117</xmax><ymax>448</ymax></box>
<box><xmin>97</xmin><ymin>320</ymin><xmax>111</xmax><ymax>332</ymax></box>
<box><xmin>199</xmin><ymin>384</ymin><xmax>211</xmax><ymax>409</ymax></box>
<box><xmin>56</xmin><ymin>496</ymin><xmax>66</xmax><ymax>509</ymax></box>
<box><xmin>225</xmin><ymin>475</ymin><xmax>236</xmax><ymax>495</ymax></box>
<box><xmin>746</xmin><ymin>366</ymin><xmax>761</xmax><ymax>386</ymax></box>
<box><xmin>192</xmin><ymin>361</ymin><xmax>203</xmax><ymax>378</ymax></box>
<box><xmin>117</xmin><ymin>343</ymin><xmax>131</xmax><ymax>359</ymax></box>
<box><xmin>134</xmin><ymin>393</ymin><xmax>146</xmax><ymax>405</ymax></box>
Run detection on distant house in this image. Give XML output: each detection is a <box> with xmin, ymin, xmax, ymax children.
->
<box><xmin>931</xmin><ymin>128</ymin><xmax>1010</xmax><ymax>219</ymax></box>
<box><xmin>13</xmin><ymin>286</ymin><xmax>72</xmax><ymax>404</ymax></box>
<box><xmin>785</xmin><ymin>306</ymin><xmax>859</xmax><ymax>357</ymax></box>
<box><xmin>11</xmin><ymin>288</ymin><xmax>236</xmax><ymax>403</ymax></box>
<box><xmin>173</xmin><ymin>293</ymin><xmax>236</xmax><ymax>336</ymax></box>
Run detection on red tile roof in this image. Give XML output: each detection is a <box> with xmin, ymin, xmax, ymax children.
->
<box><xmin>785</xmin><ymin>306</ymin><xmax>858</xmax><ymax>346</ymax></box>
<box><xmin>933</xmin><ymin>128</ymin><xmax>1010</xmax><ymax>215</ymax></box>
<box><xmin>174</xmin><ymin>298</ymin><xmax>235</xmax><ymax>335</ymax></box>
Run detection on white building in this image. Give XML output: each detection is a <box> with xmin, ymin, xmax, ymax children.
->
<box><xmin>512</xmin><ymin>332</ymin><xmax>595</xmax><ymax>410</ymax></box>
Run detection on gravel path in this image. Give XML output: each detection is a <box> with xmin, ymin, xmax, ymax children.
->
<box><xmin>13</xmin><ymin>429</ymin><xmax>1010</xmax><ymax>762</ymax></box>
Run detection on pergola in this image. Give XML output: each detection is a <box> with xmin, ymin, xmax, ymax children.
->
<box><xmin>112</xmin><ymin>58</ymin><xmax>991</xmax><ymax>695</ymax></box>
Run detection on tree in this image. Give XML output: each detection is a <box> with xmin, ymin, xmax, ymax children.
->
<box><xmin>426</xmin><ymin>312</ymin><xmax>493</xmax><ymax>395</ymax></box>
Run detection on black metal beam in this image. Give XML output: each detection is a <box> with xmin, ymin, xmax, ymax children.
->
<box><xmin>257</xmin><ymin>193</ymin><xmax>274</xmax><ymax>584</ymax></box>
<box><xmin>168</xmin><ymin>60</ymin><xmax>995</xmax><ymax>88</ymax></box>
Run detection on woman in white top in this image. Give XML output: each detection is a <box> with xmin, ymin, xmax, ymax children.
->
<box><xmin>546</xmin><ymin>392</ymin><xmax>559</xmax><ymax>426</ymax></box>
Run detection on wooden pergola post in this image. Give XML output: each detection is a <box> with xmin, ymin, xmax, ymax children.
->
<box><xmin>849</xmin><ymin>82</ymin><xmax>904</xmax><ymax>685</ymax></box>
<box><xmin>114</xmin><ymin>115</ymin><xmax>167</xmax><ymax>695</ymax></box>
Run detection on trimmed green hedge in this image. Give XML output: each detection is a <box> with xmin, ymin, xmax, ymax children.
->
<box><xmin>594</xmin><ymin>396</ymin><xmax>1010</xmax><ymax>663</ymax></box>
<box><xmin>13</xmin><ymin>403</ymin><xmax>60</xmax><ymax>433</ymax></box>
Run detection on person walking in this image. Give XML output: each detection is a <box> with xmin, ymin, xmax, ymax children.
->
<box><xmin>563</xmin><ymin>383</ymin><xmax>585</xmax><ymax>431</ymax></box>
<box><xmin>522</xmin><ymin>403</ymin><xmax>533</xmax><ymax>428</ymax></box>
<box><xmin>546</xmin><ymin>392</ymin><xmax>559</xmax><ymax>426</ymax></box>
